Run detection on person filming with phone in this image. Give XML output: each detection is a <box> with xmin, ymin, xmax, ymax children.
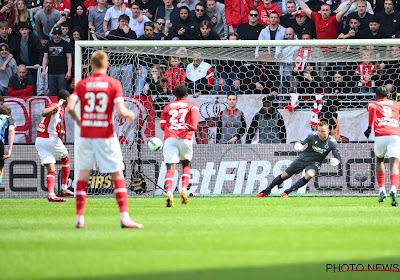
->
<box><xmin>337</xmin><ymin>16</ymin><xmax>360</xmax><ymax>39</ymax></box>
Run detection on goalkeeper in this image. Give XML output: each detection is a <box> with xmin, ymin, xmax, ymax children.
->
<box><xmin>256</xmin><ymin>121</ymin><xmax>341</xmax><ymax>197</ymax></box>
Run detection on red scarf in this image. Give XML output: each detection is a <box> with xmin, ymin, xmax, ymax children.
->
<box><xmin>294</xmin><ymin>47</ymin><xmax>312</xmax><ymax>72</ymax></box>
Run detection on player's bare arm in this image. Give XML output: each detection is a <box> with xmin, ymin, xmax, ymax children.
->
<box><xmin>3</xmin><ymin>125</ymin><xmax>15</xmax><ymax>160</ymax></box>
<box><xmin>115</xmin><ymin>101</ymin><xmax>135</xmax><ymax>122</ymax></box>
<box><xmin>66</xmin><ymin>97</ymin><xmax>81</xmax><ymax>126</ymax></box>
<box><xmin>42</xmin><ymin>99</ymin><xmax>65</xmax><ymax>117</ymax></box>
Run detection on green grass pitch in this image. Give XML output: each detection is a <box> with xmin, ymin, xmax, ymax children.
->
<box><xmin>1</xmin><ymin>197</ymin><xmax>400</xmax><ymax>280</ymax></box>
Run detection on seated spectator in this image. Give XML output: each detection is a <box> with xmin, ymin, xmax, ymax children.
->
<box><xmin>52</xmin><ymin>0</ymin><xmax>71</xmax><ymax>18</ymax></box>
<box><xmin>345</xmin><ymin>0</ymin><xmax>373</xmax><ymax>33</ymax></box>
<box><xmin>358</xmin><ymin>16</ymin><xmax>391</xmax><ymax>39</ymax></box>
<box><xmin>167</xmin><ymin>6</ymin><xmax>198</xmax><ymax>40</ymax></box>
<box><xmin>246</xmin><ymin>96</ymin><xmax>286</xmax><ymax>144</ymax></box>
<box><xmin>257</xmin><ymin>0</ymin><xmax>282</xmax><ymax>27</ymax></box>
<box><xmin>177</xmin><ymin>0</ymin><xmax>199</xmax><ymax>11</ymax></box>
<box><xmin>8</xmin><ymin>64</ymin><xmax>34</xmax><ymax>96</ymax></box>
<box><xmin>195</xmin><ymin>20</ymin><xmax>219</xmax><ymax>39</ymax></box>
<box><xmin>153</xmin><ymin>17</ymin><xmax>168</xmax><ymax>40</ymax></box>
<box><xmin>138</xmin><ymin>21</ymin><xmax>155</xmax><ymax>39</ymax></box>
<box><xmin>0</xmin><ymin>1</ymin><xmax>15</xmax><ymax>32</ymax></box>
<box><xmin>68</xmin><ymin>3</ymin><xmax>88</xmax><ymax>38</ymax></box>
<box><xmin>129</xmin><ymin>2</ymin><xmax>151</xmax><ymax>38</ymax></box>
<box><xmin>335</xmin><ymin>0</ymin><xmax>373</xmax><ymax>19</ymax></box>
<box><xmin>337</xmin><ymin>16</ymin><xmax>360</xmax><ymax>39</ymax></box>
<box><xmin>155</xmin><ymin>0</ymin><xmax>180</xmax><ymax>31</ymax></box>
<box><xmin>0</xmin><ymin>43</ymin><xmax>17</xmax><ymax>96</ymax></box>
<box><xmin>376</xmin><ymin>0</ymin><xmax>400</xmax><ymax>38</ymax></box>
<box><xmin>88</xmin><ymin>0</ymin><xmax>109</xmax><ymax>40</ymax></box>
<box><xmin>282</xmin><ymin>0</ymin><xmax>299</xmax><ymax>14</ymax></box>
<box><xmin>14</xmin><ymin>0</ymin><xmax>34</xmax><ymax>33</ymax></box>
<box><xmin>106</xmin><ymin>14</ymin><xmax>137</xmax><ymax>40</ymax></box>
<box><xmin>191</xmin><ymin>3</ymin><xmax>211</xmax><ymax>25</ymax></box>
<box><xmin>206</xmin><ymin>0</ymin><xmax>228</xmax><ymax>39</ymax></box>
<box><xmin>279</xmin><ymin>0</ymin><xmax>297</xmax><ymax>28</ymax></box>
<box><xmin>237</xmin><ymin>8</ymin><xmax>264</xmax><ymax>40</ymax></box>
<box><xmin>103</xmin><ymin>0</ymin><xmax>132</xmax><ymax>37</ymax></box>
<box><xmin>293</xmin><ymin>10</ymin><xmax>317</xmax><ymax>39</ymax></box>
<box><xmin>185</xmin><ymin>51</ymin><xmax>214</xmax><ymax>98</ymax></box>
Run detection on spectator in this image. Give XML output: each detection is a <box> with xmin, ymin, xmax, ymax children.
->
<box><xmin>293</xmin><ymin>62</ymin><xmax>323</xmax><ymax>108</ymax></box>
<box><xmin>14</xmin><ymin>0</ymin><xmax>34</xmax><ymax>33</ymax></box>
<box><xmin>52</xmin><ymin>0</ymin><xmax>71</xmax><ymax>18</ymax></box>
<box><xmin>246</xmin><ymin>96</ymin><xmax>286</xmax><ymax>144</ymax></box>
<box><xmin>42</xmin><ymin>26</ymin><xmax>72</xmax><ymax>96</ymax></box>
<box><xmin>296</xmin><ymin>0</ymin><xmax>354</xmax><ymax>39</ymax></box>
<box><xmin>216</xmin><ymin>93</ymin><xmax>246</xmax><ymax>144</ymax></box>
<box><xmin>153</xmin><ymin>17</ymin><xmax>168</xmax><ymax>39</ymax></box>
<box><xmin>155</xmin><ymin>0</ymin><xmax>180</xmax><ymax>31</ymax></box>
<box><xmin>257</xmin><ymin>0</ymin><xmax>282</xmax><ymax>27</ymax></box>
<box><xmin>35</xmin><ymin>0</ymin><xmax>61</xmax><ymax>46</ymax></box>
<box><xmin>140</xmin><ymin>0</ymin><xmax>161</xmax><ymax>21</ymax></box>
<box><xmin>292</xmin><ymin>10</ymin><xmax>317</xmax><ymax>39</ymax></box>
<box><xmin>177</xmin><ymin>0</ymin><xmax>199</xmax><ymax>11</ymax></box>
<box><xmin>88</xmin><ymin>0</ymin><xmax>109</xmax><ymax>40</ymax></box>
<box><xmin>255</xmin><ymin>11</ymin><xmax>286</xmax><ymax>58</ymax></box>
<box><xmin>191</xmin><ymin>2</ymin><xmax>211</xmax><ymax>25</ymax></box>
<box><xmin>237</xmin><ymin>8</ymin><xmax>264</xmax><ymax>40</ymax></box>
<box><xmin>279</xmin><ymin>0</ymin><xmax>297</xmax><ymax>28</ymax></box>
<box><xmin>195</xmin><ymin>19</ymin><xmax>219</xmax><ymax>39</ymax></box>
<box><xmin>143</xmin><ymin>64</ymin><xmax>164</xmax><ymax>96</ymax></box>
<box><xmin>325</xmin><ymin>71</ymin><xmax>354</xmax><ymax>108</ymax></box>
<box><xmin>206</xmin><ymin>0</ymin><xmax>228</xmax><ymax>39</ymax></box>
<box><xmin>167</xmin><ymin>6</ymin><xmax>198</xmax><ymax>39</ymax></box>
<box><xmin>0</xmin><ymin>21</ymin><xmax>12</xmax><ymax>46</ymax></box>
<box><xmin>376</xmin><ymin>0</ymin><xmax>400</xmax><ymax>37</ymax></box>
<box><xmin>282</xmin><ymin>0</ymin><xmax>299</xmax><ymax>14</ymax></box>
<box><xmin>0</xmin><ymin>1</ymin><xmax>15</xmax><ymax>32</ymax></box>
<box><xmin>275</xmin><ymin>27</ymin><xmax>297</xmax><ymax>94</ymax></box>
<box><xmin>337</xmin><ymin>15</ymin><xmax>360</xmax><ymax>39</ymax></box>
<box><xmin>358</xmin><ymin>16</ymin><xmax>391</xmax><ymax>38</ymax></box>
<box><xmin>225</xmin><ymin>0</ymin><xmax>254</xmax><ymax>33</ymax></box>
<box><xmin>319</xmin><ymin>100</ymin><xmax>342</xmax><ymax>142</ymax></box>
<box><xmin>335</xmin><ymin>0</ymin><xmax>373</xmax><ymax>19</ymax></box>
<box><xmin>8</xmin><ymin>64</ymin><xmax>34</xmax><ymax>96</ymax></box>
<box><xmin>138</xmin><ymin>21</ymin><xmax>155</xmax><ymax>39</ymax></box>
<box><xmin>163</xmin><ymin>56</ymin><xmax>185</xmax><ymax>94</ymax></box>
<box><xmin>52</xmin><ymin>21</ymin><xmax>70</xmax><ymax>42</ymax></box>
<box><xmin>69</xmin><ymin>26</ymin><xmax>88</xmax><ymax>82</ymax></box>
<box><xmin>129</xmin><ymin>2</ymin><xmax>151</xmax><ymax>38</ymax></box>
<box><xmin>0</xmin><ymin>43</ymin><xmax>16</xmax><ymax>96</ymax></box>
<box><xmin>185</xmin><ymin>51</ymin><xmax>214</xmax><ymax>98</ymax></box>
<box><xmin>106</xmin><ymin>14</ymin><xmax>137</xmax><ymax>39</ymax></box>
<box><xmin>345</xmin><ymin>0</ymin><xmax>373</xmax><ymax>33</ymax></box>
<box><xmin>103</xmin><ymin>0</ymin><xmax>132</xmax><ymax>37</ymax></box>
<box><xmin>68</xmin><ymin>3</ymin><xmax>88</xmax><ymax>37</ymax></box>
<box><xmin>355</xmin><ymin>48</ymin><xmax>377</xmax><ymax>95</ymax></box>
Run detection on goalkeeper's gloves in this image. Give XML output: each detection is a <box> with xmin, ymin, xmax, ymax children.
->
<box><xmin>294</xmin><ymin>142</ymin><xmax>304</xmax><ymax>151</ymax></box>
<box><xmin>364</xmin><ymin>127</ymin><xmax>372</xmax><ymax>138</ymax></box>
<box><xmin>330</xmin><ymin>158</ymin><xmax>340</xmax><ymax>167</ymax></box>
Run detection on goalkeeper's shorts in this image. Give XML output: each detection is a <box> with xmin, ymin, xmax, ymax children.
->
<box><xmin>285</xmin><ymin>157</ymin><xmax>321</xmax><ymax>176</ymax></box>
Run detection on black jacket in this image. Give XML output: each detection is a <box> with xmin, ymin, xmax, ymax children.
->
<box><xmin>167</xmin><ymin>17</ymin><xmax>199</xmax><ymax>40</ymax></box>
<box><xmin>106</xmin><ymin>27</ymin><xmax>137</xmax><ymax>40</ymax></box>
<box><xmin>10</xmin><ymin>33</ymin><xmax>43</xmax><ymax>66</ymax></box>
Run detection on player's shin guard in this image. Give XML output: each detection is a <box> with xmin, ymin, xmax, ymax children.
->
<box><xmin>181</xmin><ymin>166</ymin><xmax>190</xmax><ymax>191</ymax></box>
<box><xmin>114</xmin><ymin>179</ymin><xmax>129</xmax><ymax>213</ymax></box>
<box><xmin>47</xmin><ymin>170</ymin><xmax>56</xmax><ymax>195</ymax></box>
<box><xmin>265</xmin><ymin>174</ymin><xmax>285</xmax><ymax>193</ymax></box>
<box><xmin>75</xmin><ymin>180</ymin><xmax>87</xmax><ymax>216</ymax></box>
<box><xmin>165</xmin><ymin>170</ymin><xmax>175</xmax><ymax>193</ymax></box>
<box><xmin>377</xmin><ymin>173</ymin><xmax>386</xmax><ymax>192</ymax></box>
<box><xmin>61</xmin><ymin>156</ymin><xmax>70</xmax><ymax>190</ymax></box>
<box><xmin>284</xmin><ymin>177</ymin><xmax>309</xmax><ymax>195</ymax></box>
<box><xmin>390</xmin><ymin>174</ymin><xmax>399</xmax><ymax>193</ymax></box>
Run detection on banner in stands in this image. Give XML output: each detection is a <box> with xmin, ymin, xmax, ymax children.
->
<box><xmin>0</xmin><ymin>143</ymin><xmax>381</xmax><ymax>198</ymax></box>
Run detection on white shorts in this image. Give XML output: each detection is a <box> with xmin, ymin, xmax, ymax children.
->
<box><xmin>374</xmin><ymin>135</ymin><xmax>400</xmax><ymax>159</ymax></box>
<box><xmin>35</xmin><ymin>137</ymin><xmax>69</xmax><ymax>165</ymax></box>
<box><xmin>77</xmin><ymin>136</ymin><xmax>124</xmax><ymax>173</ymax></box>
<box><xmin>163</xmin><ymin>137</ymin><xmax>193</xmax><ymax>164</ymax></box>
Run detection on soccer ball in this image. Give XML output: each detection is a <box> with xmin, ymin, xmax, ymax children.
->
<box><xmin>148</xmin><ymin>137</ymin><xmax>163</xmax><ymax>152</ymax></box>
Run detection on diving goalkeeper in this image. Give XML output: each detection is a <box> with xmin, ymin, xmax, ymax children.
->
<box><xmin>256</xmin><ymin>121</ymin><xmax>342</xmax><ymax>197</ymax></box>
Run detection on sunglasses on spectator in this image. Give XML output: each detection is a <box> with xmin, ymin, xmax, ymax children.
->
<box><xmin>196</xmin><ymin>9</ymin><xmax>204</xmax><ymax>12</ymax></box>
<box><xmin>249</xmin><ymin>13</ymin><xmax>258</xmax><ymax>17</ymax></box>
<box><xmin>156</xmin><ymin>21</ymin><xmax>165</xmax><ymax>25</ymax></box>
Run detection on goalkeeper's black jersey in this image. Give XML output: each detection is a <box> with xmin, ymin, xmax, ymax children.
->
<box><xmin>298</xmin><ymin>132</ymin><xmax>341</xmax><ymax>163</ymax></box>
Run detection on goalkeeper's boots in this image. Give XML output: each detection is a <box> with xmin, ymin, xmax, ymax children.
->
<box><xmin>48</xmin><ymin>195</ymin><xmax>66</xmax><ymax>202</ymax></box>
<box><xmin>61</xmin><ymin>189</ymin><xmax>74</xmax><ymax>196</ymax></box>
<box><xmin>378</xmin><ymin>191</ymin><xmax>387</xmax><ymax>203</ymax></box>
<box><xmin>256</xmin><ymin>190</ymin><xmax>270</xmax><ymax>197</ymax></box>
<box><xmin>121</xmin><ymin>217</ymin><xmax>144</xmax><ymax>229</ymax></box>
<box><xmin>180</xmin><ymin>189</ymin><xmax>188</xmax><ymax>204</ymax></box>
<box><xmin>281</xmin><ymin>192</ymin><xmax>289</xmax><ymax>198</ymax></box>
<box><xmin>166</xmin><ymin>192</ymin><xmax>174</xmax><ymax>208</ymax></box>
<box><xmin>390</xmin><ymin>190</ymin><xmax>398</xmax><ymax>207</ymax></box>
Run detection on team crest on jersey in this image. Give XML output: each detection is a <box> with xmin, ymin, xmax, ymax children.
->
<box><xmin>315</xmin><ymin>141</ymin><xmax>317</xmax><ymax>144</ymax></box>
<box><xmin>324</xmin><ymin>144</ymin><xmax>329</xmax><ymax>149</ymax></box>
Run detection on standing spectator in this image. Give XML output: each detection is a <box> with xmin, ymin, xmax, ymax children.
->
<box><xmin>255</xmin><ymin>11</ymin><xmax>286</xmax><ymax>58</ymax></box>
<box><xmin>257</xmin><ymin>0</ymin><xmax>282</xmax><ymax>27</ymax></box>
<box><xmin>68</xmin><ymin>3</ymin><xmax>88</xmax><ymax>37</ymax></box>
<box><xmin>282</xmin><ymin>0</ymin><xmax>299</xmax><ymax>14</ymax></box>
<box><xmin>216</xmin><ymin>93</ymin><xmax>246</xmax><ymax>144</ymax></box>
<box><xmin>8</xmin><ymin>64</ymin><xmax>35</xmax><ymax>96</ymax></box>
<box><xmin>88</xmin><ymin>0</ymin><xmax>109</xmax><ymax>40</ymax></box>
<box><xmin>246</xmin><ymin>96</ymin><xmax>286</xmax><ymax>144</ymax></box>
<box><xmin>206</xmin><ymin>0</ymin><xmax>228</xmax><ymax>39</ymax></box>
<box><xmin>13</xmin><ymin>0</ymin><xmax>34</xmax><ymax>33</ymax></box>
<box><xmin>42</xmin><ymin>27</ymin><xmax>72</xmax><ymax>96</ymax></box>
<box><xmin>296</xmin><ymin>0</ymin><xmax>354</xmax><ymax>39</ymax></box>
<box><xmin>376</xmin><ymin>0</ymin><xmax>400</xmax><ymax>37</ymax></box>
<box><xmin>106</xmin><ymin>14</ymin><xmax>137</xmax><ymax>39</ymax></box>
<box><xmin>355</xmin><ymin>48</ymin><xmax>377</xmax><ymax>95</ymax></box>
<box><xmin>344</xmin><ymin>0</ymin><xmax>373</xmax><ymax>33</ymax></box>
<box><xmin>140</xmin><ymin>0</ymin><xmax>162</xmax><ymax>21</ymax></box>
<box><xmin>163</xmin><ymin>56</ymin><xmax>185</xmax><ymax>94</ymax></box>
<box><xmin>0</xmin><ymin>43</ymin><xmax>16</xmax><ymax>96</ymax></box>
<box><xmin>129</xmin><ymin>2</ymin><xmax>151</xmax><ymax>38</ymax></box>
<box><xmin>143</xmin><ymin>64</ymin><xmax>163</xmax><ymax>96</ymax></box>
<box><xmin>337</xmin><ymin>15</ymin><xmax>360</xmax><ymax>38</ymax></box>
<box><xmin>185</xmin><ymin>51</ymin><xmax>214</xmax><ymax>98</ymax></box>
<box><xmin>279</xmin><ymin>0</ymin><xmax>297</xmax><ymax>28</ymax></box>
<box><xmin>0</xmin><ymin>1</ymin><xmax>15</xmax><ymax>32</ymax></box>
<box><xmin>155</xmin><ymin>0</ymin><xmax>180</xmax><ymax>31</ymax></box>
<box><xmin>191</xmin><ymin>2</ymin><xmax>211</xmax><ymax>25</ymax></box>
<box><xmin>292</xmin><ymin>10</ymin><xmax>317</xmax><ymax>39</ymax></box>
<box><xmin>52</xmin><ymin>0</ymin><xmax>71</xmax><ymax>18</ymax></box>
<box><xmin>237</xmin><ymin>8</ymin><xmax>264</xmax><ymax>40</ymax></box>
<box><xmin>335</xmin><ymin>0</ymin><xmax>373</xmax><ymax>18</ymax></box>
<box><xmin>225</xmin><ymin>0</ymin><xmax>254</xmax><ymax>34</ymax></box>
<box><xmin>138</xmin><ymin>21</ymin><xmax>155</xmax><ymax>39</ymax></box>
<box><xmin>167</xmin><ymin>6</ymin><xmax>198</xmax><ymax>40</ymax></box>
<box><xmin>195</xmin><ymin>19</ymin><xmax>219</xmax><ymax>39</ymax></box>
<box><xmin>358</xmin><ymin>16</ymin><xmax>391</xmax><ymax>39</ymax></box>
<box><xmin>103</xmin><ymin>0</ymin><xmax>132</xmax><ymax>36</ymax></box>
<box><xmin>153</xmin><ymin>16</ymin><xmax>168</xmax><ymax>39</ymax></box>
<box><xmin>35</xmin><ymin>0</ymin><xmax>62</xmax><ymax>46</ymax></box>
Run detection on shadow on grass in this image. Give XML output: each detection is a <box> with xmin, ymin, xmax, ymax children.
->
<box><xmin>62</xmin><ymin>258</ymin><xmax>400</xmax><ymax>280</ymax></box>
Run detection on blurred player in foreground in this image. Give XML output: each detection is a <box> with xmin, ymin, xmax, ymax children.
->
<box><xmin>160</xmin><ymin>84</ymin><xmax>199</xmax><ymax>207</ymax></box>
<box><xmin>35</xmin><ymin>90</ymin><xmax>72</xmax><ymax>202</ymax></box>
<box><xmin>256</xmin><ymin>121</ymin><xmax>341</xmax><ymax>197</ymax></box>
<box><xmin>0</xmin><ymin>105</ymin><xmax>15</xmax><ymax>184</ymax></box>
<box><xmin>67</xmin><ymin>51</ymin><xmax>143</xmax><ymax>228</ymax></box>
<box><xmin>364</xmin><ymin>86</ymin><xmax>400</xmax><ymax>206</ymax></box>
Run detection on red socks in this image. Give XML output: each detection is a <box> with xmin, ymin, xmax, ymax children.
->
<box><xmin>114</xmin><ymin>179</ymin><xmax>129</xmax><ymax>213</ymax></box>
<box><xmin>75</xmin><ymin>180</ymin><xmax>87</xmax><ymax>216</ymax></box>
<box><xmin>390</xmin><ymin>174</ymin><xmax>399</xmax><ymax>191</ymax></box>
<box><xmin>165</xmin><ymin>170</ymin><xmax>174</xmax><ymax>193</ymax></box>
<box><xmin>377</xmin><ymin>173</ymin><xmax>385</xmax><ymax>189</ymax></box>
<box><xmin>46</xmin><ymin>170</ymin><xmax>56</xmax><ymax>195</ymax></box>
<box><xmin>61</xmin><ymin>156</ymin><xmax>70</xmax><ymax>186</ymax></box>
<box><xmin>181</xmin><ymin>166</ymin><xmax>190</xmax><ymax>191</ymax></box>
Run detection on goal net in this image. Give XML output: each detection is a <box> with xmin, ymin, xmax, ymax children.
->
<box><xmin>73</xmin><ymin>39</ymin><xmax>400</xmax><ymax>196</ymax></box>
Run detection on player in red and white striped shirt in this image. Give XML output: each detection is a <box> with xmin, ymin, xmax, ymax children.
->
<box><xmin>67</xmin><ymin>50</ymin><xmax>143</xmax><ymax>229</ymax></box>
<box><xmin>160</xmin><ymin>84</ymin><xmax>199</xmax><ymax>207</ymax></box>
<box><xmin>35</xmin><ymin>89</ymin><xmax>72</xmax><ymax>202</ymax></box>
<box><xmin>365</xmin><ymin>86</ymin><xmax>400</xmax><ymax>206</ymax></box>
